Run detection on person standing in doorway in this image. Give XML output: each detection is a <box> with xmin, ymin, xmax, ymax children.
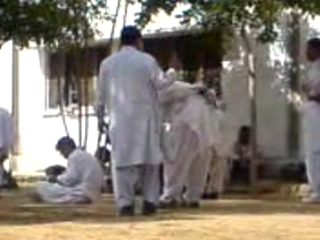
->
<box><xmin>96</xmin><ymin>26</ymin><xmax>176</xmax><ymax>216</ymax></box>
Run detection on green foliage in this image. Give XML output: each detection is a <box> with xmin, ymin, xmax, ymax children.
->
<box><xmin>136</xmin><ymin>0</ymin><xmax>320</xmax><ymax>43</ymax></box>
<box><xmin>0</xmin><ymin>0</ymin><xmax>110</xmax><ymax>49</ymax></box>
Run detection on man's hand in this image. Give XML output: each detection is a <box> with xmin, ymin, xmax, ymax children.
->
<box><xmin>47</xmin><ymin>175</ymin><xmax>57</xmax><ymax>183</ymax></box>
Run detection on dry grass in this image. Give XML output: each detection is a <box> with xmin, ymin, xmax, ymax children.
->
<box><xmin>0</xmin><ymin>186</ymin><xmax>320</xmax><ymax>240</ymax></box>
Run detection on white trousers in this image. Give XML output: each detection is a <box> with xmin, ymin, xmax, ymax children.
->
<box><xmin>305</xmin><ymin>151</ymin><xmax>320</xmax><ymax>195</ymax></box>
<box><xmin>36</xmin><ymin>182</ymin><xmax>90</xmax><ymax>204</ymax></box>
<box><xmin>204</xmin><ymin>157</ymin><xmax>229</xmax><ymax>194</ymax></box>
<box><xmin>161</xmin><ymin>128</ymin><xmax>212</xmax><ymax>203</ymax></box>
<box><xmin>303</xmin><ymin>101</ymin><xmax>320</xmax><ymax>196</ymax></box>
<box><xmin>112</xmin><ymin>164</ymin><xmax>160</xmax><ymax>209</ymax></box>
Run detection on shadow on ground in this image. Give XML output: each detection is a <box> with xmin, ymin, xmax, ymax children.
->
<box><xmin>0</xmin><ymin>186</ymin><xmax>319</xmax><ymax>226</ymax></box>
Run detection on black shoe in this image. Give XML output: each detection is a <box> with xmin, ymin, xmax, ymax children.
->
<box><xmin>202</xmin><ymin>192</ymin><xmax>219</xmax><ymax>200</ymax></box>
<box><xmin>159</xmin><ymin>199</ymin><xmax>178</xmax><ymax>209</ymax></box>
<box><xmin>142</xmin><ymin>201</ymin><xmax>157</xmax><ymax>216</ymax></box>
<box><xmin>119</xmin><ymin>205</ymin><xmax>134</xmax><ymax>217</ymax></box>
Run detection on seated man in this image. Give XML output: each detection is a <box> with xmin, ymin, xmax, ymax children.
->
<box><xmin>34</xmin><ymin>137</ymin><xmax>104</xmax><ymax>204</ymax></box>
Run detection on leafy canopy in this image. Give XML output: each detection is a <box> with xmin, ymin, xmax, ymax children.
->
<box><xmin>0</xmin><ymin>0</ymin><xmax>109</xmax><ymax>49</ymax></box>
<box><xmin>136</xmin><ymin>0</ymin><xmax>320</xmax><ymax>42</ymax></box>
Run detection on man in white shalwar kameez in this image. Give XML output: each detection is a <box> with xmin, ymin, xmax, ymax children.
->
<box><xmin>96</xmin><ymin>26</ymin><xmax>175</xmax><ymax>216</ymax></box>
<box><xmin>302</xmin><ymin>38</ymin><xmax>320</xmax><ymax>203</ymax></box>
<box><xmin>203</xmin><ymin>107</ymin><xmax>234</xmax><ymax>199</ymax></box>
<box><xmin>159</xmin><ymin>82</ymin><xmax>220</xmax><ymax>207</ymax></box>
<box><xmin>0</xmin><ymin>107</ymin><xmax>14</xmax><ymax>188</ymax></box>
<box><xmin>35</xmin><ymin>137</ymin><xmax>104</xmax><ymax>204</ymax></box>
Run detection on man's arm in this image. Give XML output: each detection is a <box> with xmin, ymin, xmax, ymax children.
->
<box><xmin>150</xmin><ymin>58</ymin><xmax>176</xmax><ymax>91</ymax></box>
<box><xmin>56</xmin><ymin>157</ymin><xmax>79</xmax><ymax>187</ymax></box>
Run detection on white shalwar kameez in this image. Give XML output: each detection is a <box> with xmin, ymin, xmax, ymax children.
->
<box><xmin>159</xmin><ymin>82</ymin><xmax>220</xmax><ymax>204</ymax></box>
<box><xmin>0</xmin><ymin>107</ymin><xmax>14</xmax><ymax>186</ymax></box>
<box><xmin>204</xmin><ymin>108</ymin><xmax>236</xmax><ymax>196</ymax></box>
<box><xmin>36</xmin><ymin>149</ymin><xmax>104</xmax><ymax>204</ymax></box>
<box><xmin>96</xmin><ymin>46</ymin><xmax>175</xmax><ymax>209</ymax></box>
<box><xmin>303</xmin><ymin>59</ymin><xmax>320</xmax><ymax>200</ymax></box>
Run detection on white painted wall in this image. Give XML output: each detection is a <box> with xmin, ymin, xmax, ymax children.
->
<box><xmin>222</xmin><ymin>35</ymin><xmax>288</xmax><ymax>159</ymax></box>
<box><xmin>0</xmin><ymin>42</ymin><xmax>13</xmax><ymax>112</ymax></box>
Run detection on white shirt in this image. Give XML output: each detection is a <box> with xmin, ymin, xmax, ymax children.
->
<box><xmin>306</xmin><ymin>60</ymin><xmax>320</xmax><ymax>97</ymax></box>
<box><xmin>57</xmin><ymin>149</ymin><xmax>104</xmax><ymax>201</ymax></box>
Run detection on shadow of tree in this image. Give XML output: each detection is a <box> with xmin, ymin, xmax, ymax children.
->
<box><xmin>0</xmin><ymin>187</ymin><xmax>319</xmax><ymax>226</ymax></box>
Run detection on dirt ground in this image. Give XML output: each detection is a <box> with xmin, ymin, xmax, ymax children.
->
<box><xmin>0</xmin><ymin>186</ymin><xmax>320</xmax><ymax>240</ymax></box>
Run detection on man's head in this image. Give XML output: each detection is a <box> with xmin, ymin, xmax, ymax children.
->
<box><xmin>55</xmin><ymin>136</ymin><xmax>76</xmax><ymax>159</ymax></box>
<box><xmin>120</xmin><ymin>26</ymin><xmax>143</xmax><ymax>49</ymax></box>
<box><xmin>306</xmin><ymin>38</ymin><xmax>320</xmax><ymax>62</ymax></box>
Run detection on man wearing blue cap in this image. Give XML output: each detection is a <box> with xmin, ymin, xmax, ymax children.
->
<box><xmin>96</xmin><ymin>26</ymin><xmax>176</xmax><ymax>216</ymax></box>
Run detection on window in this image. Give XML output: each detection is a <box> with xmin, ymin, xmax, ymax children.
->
<box><xmin>45</xmin><ymin>46</ymin><xmax>108</xmax><ymax>113</ymax></box>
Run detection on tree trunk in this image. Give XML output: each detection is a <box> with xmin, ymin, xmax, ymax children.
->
<box><xmin>83</xmin><ymin>50</ymin><xmax>90</xmax><ymax>150</ymax></box>
<box><xmin>55</xmin><ymin>54</ymin><xmax>70</xmax><ymax>137</ymax></box>
<box><xmin>57</xmin><ymin>76</ymin><xmax>70</xmax><ymax>138</ymax></box>
<box><xmin>287</xmin><ymin>12</ymin><xmax>301</xmax><ymax>158</ymax></box>
<box><xmin>75</xmin><ymin>52</ymin><xmax>83</xmax><ymax>148</ymax></box>
<box><xmin>11</xmin><ymin>41</ymin><xmax>22</xmax><ymax>156</ymax></box>
<box><xmin>108</xmin><ymin>0</ymin><xmax>122</xmax><ymax>53</ymax></box>
<box><xmin>241</xmin><ymin>27</ymin><xmax>258</xmax><ymax>193</ymax></box>
<box><xmin>123</xmin><ymin>0</ymin><xmax>130</xmax><ymax>28</ymax></box>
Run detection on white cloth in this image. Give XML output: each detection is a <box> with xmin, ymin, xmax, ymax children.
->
<box><xmin>304</xmin><ymin>60</ymin><xmax>320</xmax><ymax>97</ymax></box>
<box><xmin>161</xmin><ymin>123</ymin><xmax>199</xmax><ymax>202</ymax></box>
<box><xmin>0</xmin><ymin>107</ymin><xmax>14</xmax><ymax>156</ymax></box>
<box><xmin>96</xmin><ymin>46</ymin><xmax>175</xmax><ymax>168</ymax></box>
<box><xmin>112</xmin><ymin>164</ymin><xmax>160</xmax><ymax>208</ymax></box>
<box><xmin>303</xmin><ymin>101</ymin><xmax>320</xmax><ymax>195</ymax></box>
<box><xmin>159</xmin><ymin>82</ymin><xmax>220</xmax><ymax>202</ymax></box>
<box><xmin>161</xmin><ymin>124</ymin><xmax>212</xmax><ymax>203</ymax></box>
<box><xmin>36</xmin><ymin>149</ymin><xmax>104</xmax><ymax>204</ymax></box>
<box><xmin>159</xmin><ymin>81</ymin><xmax>220</xmax><ymax>159</ymax></box>
<box><xmin>204</xmin><ymin>157</ymin><xmax>229</xmax><ymax>194</ymax></box>
<box><xmin>214</xmin><ymin>109</ymin><xmax>237</xmax><ymax>158</ymax></box>
<box><xmin>303</xmin><ymin>102</ymin><xmax>320</xmax><ymax>154</ymax></box>
<box><xmin>303</xmin><ymin>60</ymin><xmax>320</xmax><ymax>196</ymax></box>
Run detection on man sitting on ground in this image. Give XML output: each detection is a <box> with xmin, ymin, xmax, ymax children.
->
<box><xmin>34</xmin><ymin>137</ymin><xmax>104</xmax><ymax>204</ymax></box>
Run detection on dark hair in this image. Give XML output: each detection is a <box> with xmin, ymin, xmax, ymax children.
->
<box><xmin>55</xmin><ymin>136</ymin><xmax>76</xmax><ymax>150</ymax></box>
<box><xmin>307</xmin><ymin>38</ymin><xmax>320</xmax><ymax>51</ymax></box>
<box><xmin>121</xmin><ymin>26</ymin><xmax>142</xmax><ymax>45</ymax></box>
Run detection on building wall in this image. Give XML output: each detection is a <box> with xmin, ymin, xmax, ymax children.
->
<box><xmin>0</xmin><ymin>42</ymin><xmax>13</xmax><ymax>111</ymax></box>
<box><xmin>7</xmin><ymin>11</ymin><xmax>320</xmax><ymax>173</ymax></box>
<box><xmin>222</xmin><ymin>31</ymin><xmax>289</xmax><ymax>159</ymax></box>
<box><xmin>11</xmin><ymin>48</ymin><xmax>102</xmax><ymax>173</ymax></box>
